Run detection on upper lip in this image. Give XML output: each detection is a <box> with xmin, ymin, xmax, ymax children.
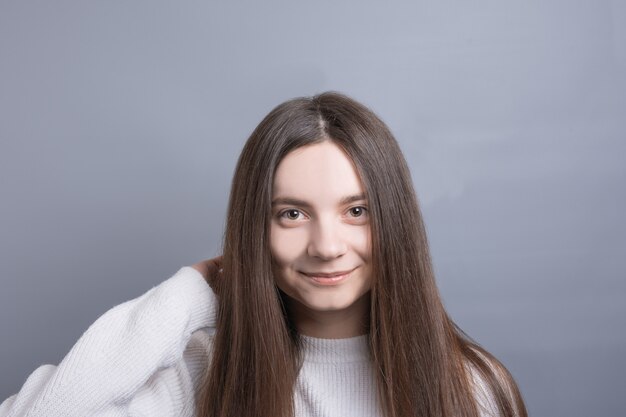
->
<box><xmin>300</xmin><ymin>267</ymin><xmax>356</xmax><ymax>278</ymax></box>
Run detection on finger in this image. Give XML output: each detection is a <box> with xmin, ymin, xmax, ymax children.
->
<box><xmin>206</xmin><ymin>256</ymin><xmax>223</xmax><ymax>276</ymax></box>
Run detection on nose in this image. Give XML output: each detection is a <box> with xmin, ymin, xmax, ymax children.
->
<box><xmin>307</xmin><ymin>216</ymin><xmax>348</xmax><ymax>260</ymax></box>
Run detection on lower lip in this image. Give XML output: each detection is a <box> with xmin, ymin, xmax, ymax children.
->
<box><xmin>301</xmin><ymin>269</ymin><xmax>354</xmax><ymax>286</ymax></box>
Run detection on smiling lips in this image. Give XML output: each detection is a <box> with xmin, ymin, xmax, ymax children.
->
<box><xmin>300</xmin><ymin>267</ymin><xmax>357</xmax><ymax>285</ymax></box>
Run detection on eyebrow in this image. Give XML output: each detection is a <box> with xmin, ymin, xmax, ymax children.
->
<box><xmin>271</xmin><ymin>193</ymin><xmax>368</xmax><ymax>208</ymax></box>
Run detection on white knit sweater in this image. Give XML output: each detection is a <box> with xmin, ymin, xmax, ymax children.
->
<box><xmin>0</xmin><ymin>267</ymin><xmax>498</xmax><ymax>417</ymax></box>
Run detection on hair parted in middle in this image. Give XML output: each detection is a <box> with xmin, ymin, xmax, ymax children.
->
<box><xmin>195</xmin><ymin>91</ymin><xmax>527</xmax><ymax>417</ymax></box>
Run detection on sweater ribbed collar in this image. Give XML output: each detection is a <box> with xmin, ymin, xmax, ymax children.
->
<box><xmin>300</xmin><ymin>334</ymin><xmax>370</xmax><ymax>364</ymax></box>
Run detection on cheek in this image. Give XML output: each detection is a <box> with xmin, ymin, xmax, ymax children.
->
<box><xmin>270</xmin><ymin>225</ymin><xmax>307</xmax><ymax>267</ymax></box>
<box><xmin>349</xmin><ymin>227</ymin><xmax>372</xmax><ymax>260</ymax></box>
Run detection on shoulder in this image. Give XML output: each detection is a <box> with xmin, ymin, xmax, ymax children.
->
<box><xmin>466</xmin><ymin>358</ymin><xmax>500</xmax><ymax>417</ymax></box>
<box><xmin>464</xmin><ymin>346</ymin><xmax>525</xmax><ymax>417</ymax></box>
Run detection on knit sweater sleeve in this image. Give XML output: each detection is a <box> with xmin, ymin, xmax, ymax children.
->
<box><xmin>0</xmin><ymin>266</ymin><xmax>218</xmax><ymax>417</ymax></box>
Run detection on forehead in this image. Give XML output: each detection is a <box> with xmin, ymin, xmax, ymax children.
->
<box><xmin>272</xmin><ymin>141</ymin><xmax>365</xmax><ymax>201</ymax></box>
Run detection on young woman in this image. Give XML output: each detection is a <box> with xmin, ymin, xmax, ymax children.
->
<box><xmin>0</xmin><ymin>92</ymin><xmax>527</xmax><ymax>417</ymax></box>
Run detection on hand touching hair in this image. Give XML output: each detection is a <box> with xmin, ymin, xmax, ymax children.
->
<box><xmin>192</xmin><ymin>255</ymin><xmax>224</xmax><ymax>296</ymax></box>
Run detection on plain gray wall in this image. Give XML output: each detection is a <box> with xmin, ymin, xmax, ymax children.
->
<box><xmin>1</xmin><ymin>1</ymin><xmax>625</xmax><ymax>416</ymax></box>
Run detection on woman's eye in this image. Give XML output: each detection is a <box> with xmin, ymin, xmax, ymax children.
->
<box><xmin>280</xmin><ymin>209</ymin><xmax>302</xmax><ymax>220</ymax></box>
<box><xmin>348</xmin><ymin>206</ymin><xmax>368</xmax><ymax>217</ymax></box>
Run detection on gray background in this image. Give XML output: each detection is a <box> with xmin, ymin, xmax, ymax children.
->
<box><xmin>1</xmin><ymin>1</ymin><xmax>624</xmax><ymax>416</ymax></box>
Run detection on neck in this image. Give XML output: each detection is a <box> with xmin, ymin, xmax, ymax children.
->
<box><xmin>285</xmin><ymin>292</ymin><xmax>371</xmax><ymax>339</ymax></box>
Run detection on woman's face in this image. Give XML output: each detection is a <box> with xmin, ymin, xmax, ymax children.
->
<box><xmin>270</xmin><ymin>140</ymin><xmax>373</xmax><ymax>337</ymax></box>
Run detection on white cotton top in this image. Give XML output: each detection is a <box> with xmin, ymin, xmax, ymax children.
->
<box><xmin>0</xmin><ymin>267</ymin><xmax>499</xmax><ymax>417</ymax></box>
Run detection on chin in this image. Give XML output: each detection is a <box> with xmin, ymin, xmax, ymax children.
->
<box><xmin>301</xmin><ymin>291</ymin><xmax>369</xmax><ymax>312</ymax></box>
<box><xmin>305</xmin><ymin>299</ymin><xmax>356</xmax><ymax>312</ymax></box>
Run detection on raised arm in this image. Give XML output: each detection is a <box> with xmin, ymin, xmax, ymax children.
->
<box><xmin>0</xmin><ymin>266</ymin><xmax>218</xmax><ymax>417</ymax></box>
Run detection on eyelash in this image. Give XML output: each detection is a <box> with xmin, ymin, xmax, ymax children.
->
<box><xmin>278</xmin><ymin>206</ymin><xmax>368</xmax><ymax>221</ymax></box>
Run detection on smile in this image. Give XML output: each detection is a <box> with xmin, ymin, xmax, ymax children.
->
<box><xmin>299</xmin><ymin>267</ymin><xmax>357</xmax><ymax>286</ymax></box>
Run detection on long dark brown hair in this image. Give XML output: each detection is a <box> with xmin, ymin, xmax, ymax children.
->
<box><xmin>196</xmin><ymin>91</ymin><xmax>527</xmax><ymax>417</ymax></box>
